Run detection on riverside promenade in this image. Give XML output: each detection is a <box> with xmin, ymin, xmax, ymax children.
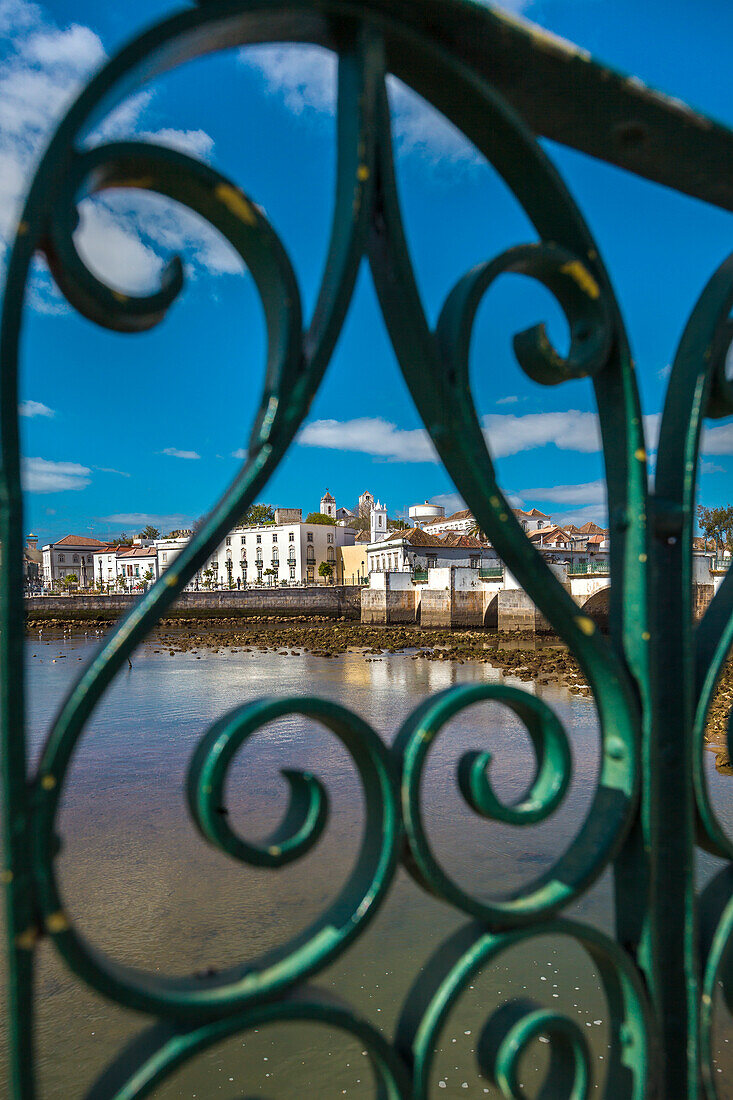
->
<box><xmin>25</xmin><ymin>585</ymin><xmax>363</xmax><ymax>622</ymax></box>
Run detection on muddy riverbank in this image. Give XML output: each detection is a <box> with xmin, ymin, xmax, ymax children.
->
<box><xmin>27</xmin><ymin>616</ymin><xmax>733</xmax><ymax>751</ymax></box>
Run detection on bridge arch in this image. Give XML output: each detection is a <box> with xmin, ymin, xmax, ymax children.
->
<box><xmin>580</xmin><ymin>586</ymin><xmax>610</xmax><ymax>631</ymax></box>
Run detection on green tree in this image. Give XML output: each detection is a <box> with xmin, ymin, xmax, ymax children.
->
<box><xmin>116</xmin><ymin>532</ymin><xmax>134</xmax><ymax>547</ymax></box>
<box><xmin>305</xmin><ymin>512</ymin><xmax>336</xmax><ymax>525</ymax></box>
<box><xmin>201</xmin><ymin>567</ymin><xmax>215</xmax><ymax>589</ymax></box>
<box><xmin>242</xmin><ymin>503</ymin><xmax>275</xmax><ymax>526</ymax></box>
<box><xmin>318</xmin><ymin>561</ymin><xmax>334</xmax><ymax>582</ymax></box>
<box><xmin>345</xmin><ymin>515</ymin><xmax>369</xmax><ymax>534</ymax></box>
<box><xmin>139</xmin><ymin>525</ymin><xmax>160</xmax><ymax>540</ymax></box>
<box><xmin>387</xmin><ymin>518</ymin><xmax>409</xmax><ymax>530</ymax></box>
<box><xmin>62</xmin><ymin>573</ymin><xmax>78</xmax><ymax>592</ymax></box>
<box><xmin>697</xmin><ymin>504</ymin><xmax>733</xmax><ymax>552</ymax></box>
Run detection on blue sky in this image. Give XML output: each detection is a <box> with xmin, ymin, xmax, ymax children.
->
<box><xmin>2</xmin><ymin>0</ymin><xmax>732</xmax><ymax>543</ymax></box>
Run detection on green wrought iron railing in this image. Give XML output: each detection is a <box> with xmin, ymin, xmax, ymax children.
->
<box><xmin>566</xmin><ymin>561</ymin><xmax>611</xmax><ymax>576</ymax></box>
<box><xmin>2</xmin><ymin>2</ymin><xmax>733</xmax><ymax>1097</ymax></box>
<box><xmin>479</xmin><ymin>565</ymin><xmax>505</xmax><ymax>580</ymax></box>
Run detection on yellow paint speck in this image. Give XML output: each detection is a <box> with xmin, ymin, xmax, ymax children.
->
<box><xmin>216</xmin><ymin>183</ymin><xmax>256</xmax><ymax>226</ymax></box>
<box><xmin>112</xmin><ymin>291</ymin><xmax>127</xmax><ymax>303</ymax></box>
<box><xmin>269</xmin><ymin>845</ymin><xmax>282</xmax><ymax>857</ymax></box>
<box><xmin>575</xmin><ymin>616</ymin><xmax>595</xmax><ymax>636</ymax></box>
<box><xmin>642</xmin><ymin>631</ymin><xmax>651</xmax><ymax>641</ymax></box>
<box><xmin>357</xmin><ymin>165</ymin><xmax>370</xmax><ymax>181</ymax></box>
<box><xmin>1</xmin><ymin>869</ymin><xmax>13</xmax><ymax>884</ymax></box>
<box><xmin>46</xmin><ymin>910</ymin><xmax>70</xmax><ymax>934</ymax></box>
<box><xmin>41</xmin><ymin>774</ymin><xmax>56</xmax><ymax>790</ymax></box>
<box><xmin>634</xmin><ymin>448</ymin><xmax>646</xmax><ymax>461</ymax></box>
<box><xmin>559</xmin><ymin>260</ymin><xmax>600</xmax><ymax>299</ymax></box>
<box><xmin>499</xmin><ymin>512</ymin><xmax>508</xmax><ymax>522</ymax></box>
<box><xmin>122</xmin><ymin>177</ymin><xmax>153</xmax><ymax>191</ymax></box>
<box><xmin>15</xmin><ymin>926</ymin><xmax>38</xmax><ymax>950</ymax></box>
<box><xmin>490</xmin><ymin>495</ymin><xmax>501</xmax><ymax>508</ymax></box>
<box><xmin>639</xmin><ymin>553</ymin><xmax>647</xmax><ymax>563</ymax></box>
<box><xmin>17</xmin><ymin>221</ymin><xmax>28</xmax><ymax>235</ymax></box>
<box><xmin>164</xmin><ymin>573</ymin><xmax>178</xmax><ymax>588</ymax></box>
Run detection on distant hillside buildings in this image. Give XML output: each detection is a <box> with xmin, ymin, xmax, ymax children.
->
<box><xmin>37</xmin><ymin>488</ymin><xmax>726</xmax><ymax>595</ymax></box>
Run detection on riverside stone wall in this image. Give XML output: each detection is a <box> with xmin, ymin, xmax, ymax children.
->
<box><xmin>25</xmin><ymin>586</ymin><xmax>363</xmax><ymax>622</ymax></box>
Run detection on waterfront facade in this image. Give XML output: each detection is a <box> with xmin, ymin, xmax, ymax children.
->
<box><xmin>42</xmin><ymin>534</ymin><xmax>107</xmax><ymax>588</ymax></box>
<box><xmin>152</xmin><ymin>511</ymin><xmax>356</xmax><ymax>589</ymax></box>
<box><xmin>366</xmin><ymin>527</ymin><xmax>500</xmax><ymax>574</ymax></box>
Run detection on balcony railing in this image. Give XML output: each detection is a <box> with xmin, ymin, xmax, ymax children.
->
<box><xmin>2</xmin><ymin>5</ymin><xmax>732</xmax><ymax>1099</ymax></box>
<box><xmin>479</xmin><ymin>564</ymin><xmax>504</xmax><ymax>579</ymax></box>
<box><xmin>712</xmin><ymin>557</ymin><xmax>730</xmax><ymax>573</ymax></box>
<box><xmin>566</xmin><ymin>560</ymin><xmax>612</xmax><ymax>576</ymax></box>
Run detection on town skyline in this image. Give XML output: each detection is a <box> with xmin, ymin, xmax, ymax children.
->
<box><xmin>6</xmin><ymin>0</ymin><xmax>733</xmax><ymax>545</ymax></box>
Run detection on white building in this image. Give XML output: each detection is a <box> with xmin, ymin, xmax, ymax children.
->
<box><xmin>42</xmin><ymin>535</ymin><xmax>107</xmax><ymax>589</ymax></box>
<box><xmin>422</xmin><ymin>506</ymin><xmax>553</xmax><ymax>537</ymax></box>
<box><xmin>423</xmin><ymin>509</ymin><xmax>476</xmax><ymax>535</ymax></box>
<box><xmin>152</xmin><ymin>510</ymin><xmax>355</xmax><ymax>588</ymax></box>
<box><xmin>320</xmin><ymin>489</ymin><xmax>336</xmax><ymax>520</ymax></box>
<box><xmin>370</xmin><ymin>500</ymin><xmax>388</xmax><ymax>542</ymax></box>
<box><xmin>408</xmin><ymin>501</ymin><xmax>445</xmax><ymax>528</ymax></box>
<box><xmin>116</xmin><ymin>546</ymin><xmax>159</xmax><ymax>590</ymax></box>
<box><xmin>515</xmin><ymin>508</ymin><xmax>552</xmax><ymax>533</ymax></box>
<box><xmin>92</xmin><ymin>540</ymin><xmax>159</xmax><ymax>591</ymax></box>
<box><xmin>367</xmin><ymin>528</ymin><xmax>499</xmax><ymax>574</ymax></box>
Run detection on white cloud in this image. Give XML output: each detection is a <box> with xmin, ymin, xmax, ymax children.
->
<box><xmin>19</xmin><ymin>399</ymin><xmax>54</xmax><ymax>418</ymax></box>
<box><xmin>496</xmin><ymin>395</ymin><xmax>519</xmax><ymax>405</ymax></box>
<box><xmin>298</xmin><ymin>417</ymin><xmax>438</xmax><ymax>463</ymax></box>
<box><xmin>430</xmin><ymin>492</ymin><xmax>466</xmax><ymax>514</ymax></box>
<box><xmin>232</xmin><ymin>448</ymin><xmax>247</xmax><ymax>459</ymax></box>
<box><xmin>160</xmin><ymin>447</ymin><xmax>200</xmax><ymax>460</ymax></box>
<box><xmin>240</xmin><ymin>45</ymin><xmax>480</xmax><ymax>170</ymax></box>
<box><xmin>94</xmin><ymin>465</ymin><xmax>129</xmax><ymax>477</ymax></box>
<box><xmin>519</xmin><ymin>479</ymin><xmax>607</xmax><ymax>506</ymax></box>
<box><xmin>135</xmin><ymin>128</ymin><xmax>214</xmax><ymax>159</ymax></box>
<box><xmin>23</xmin><ymin>23</ymin><xmax>104</xmax><ymax>70</ymax></box>
<box><xmin>22</xmin><ymin>456</ymin><xmax>90</xmax><ymax>491</ymax></box>
<box><xmin>700</xmin><ymin>459</ymin><xmax>725</xmax><ymax>474</ymax></box>
<box><xmin>299</xmin><ymin>411</ymin><xmax>611</xmax><ymax>462</ymax></box>
<box><xmin>552</xmin><ymin>504</ymin><xmax>609</xmax><ymax>528</ymax></box>
<box><xmin>102</xmin><ymin>512</ymin><xmax>188</xmax><ymax>528</ymax></box>
<box><xmin>481</xmin><ymin>411</ymin><xmax>602</xmax><ymax>456</ymax></box>
<box><xmin>701</xmin><ymin>421</ymin><xmax>733</xmax><ymax>455</ymax></box>
<box><xmin>0</xmin><ymin>1</ymin><xmax>229</xmax><ymax>308</ymax></box>
<box><xmin>74</xmin><ymin>201</ymin><xmax>164</xmax><ymax>293</ymax></box>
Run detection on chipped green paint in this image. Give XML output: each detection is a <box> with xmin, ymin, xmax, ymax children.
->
<box><xmin>1</xmin><ymin>2</ymin><xmax>731</xmax><ymax>1097</ymax></box>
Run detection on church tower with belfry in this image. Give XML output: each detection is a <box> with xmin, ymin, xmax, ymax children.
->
<box><xmin>370</xmin><ymin>500</ymin><xmax>387</xmax><ymax>542</ymax></box>
<box><xmin>320</xmin><ymin>489</ymin><xmax>336</xmax><ymax>520</ymax></box>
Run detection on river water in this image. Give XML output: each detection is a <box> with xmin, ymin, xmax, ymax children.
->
<box><xmin>3</xmin><ymin>629</ymin><xmax>733</xmax><ymax>1097</ymax></box>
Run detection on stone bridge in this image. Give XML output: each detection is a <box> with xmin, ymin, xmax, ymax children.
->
<box><xmin>362</xmin><ymin>561</ymin><xmax>722</xmax><ymax>633</ymax></box>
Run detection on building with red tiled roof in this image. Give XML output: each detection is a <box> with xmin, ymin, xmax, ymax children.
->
<box><xmin>422</xmin><ymin>509</ymin><xmax>476</xmax><ymax>535</ymax></box>
<box><xmin>367</xmin><ymin>528</ymin><xmax>499</xmax><ymax>574</ymax></box>
<box><xmin>528</xmin><ymin>525</ymin><xmax>574</xmax><ymax>549</ymax></box>
<box><xmin>42</xmin><ymin>535</ymin><xmax>109</xmax><ymax>588</ymax></box>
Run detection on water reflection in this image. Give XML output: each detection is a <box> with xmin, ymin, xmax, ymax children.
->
<box><xmin>3</xmin><ymin>632</ymin><xmax>732</xmax><ymax>1097</ymax></box>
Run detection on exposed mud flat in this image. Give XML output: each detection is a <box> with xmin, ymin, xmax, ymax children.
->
<box><xmin>26</xmin><ymin>615</ymin><xmax>733</xmax><ymax>763</ymax></box>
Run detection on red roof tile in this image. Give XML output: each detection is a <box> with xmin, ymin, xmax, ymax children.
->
<box><xmin>55</xmin><ymin>535</ymin><xmax>108</xmax><ymax>547</ymax></box>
